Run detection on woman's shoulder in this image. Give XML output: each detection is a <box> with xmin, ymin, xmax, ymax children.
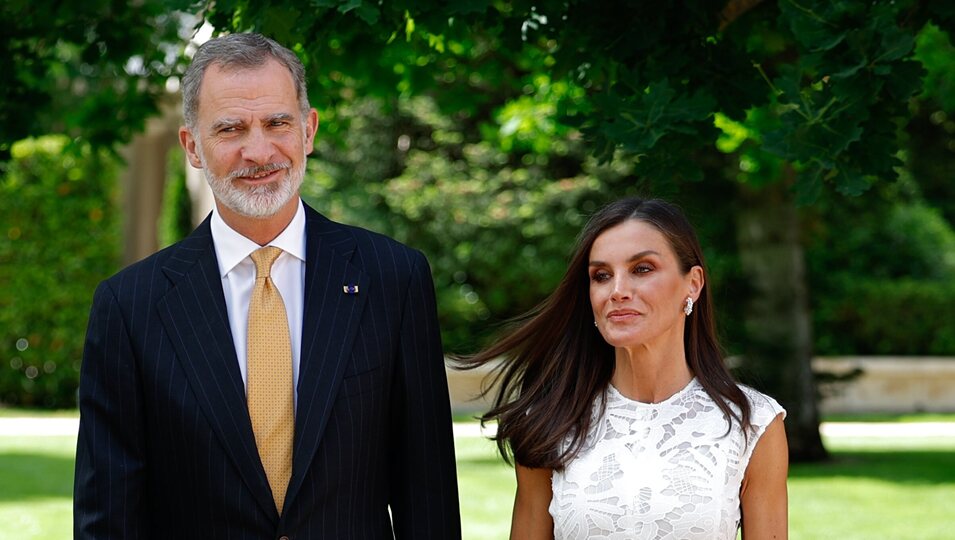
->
<box><xmin>738</xmin><ymin>384</ymin><xmax>787</xmax><ymax>433</ymax></box>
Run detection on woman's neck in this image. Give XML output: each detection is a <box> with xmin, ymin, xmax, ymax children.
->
<box><xmin>610</xmin><ymin>339</ymin><xmax>693</xmax><ymax>404</ymax></box>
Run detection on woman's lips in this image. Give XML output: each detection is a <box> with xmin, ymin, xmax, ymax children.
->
<box><xmin>607</xmin><ymin>310</ymin><xmax>640</xmax><ymax>322</ymax></box>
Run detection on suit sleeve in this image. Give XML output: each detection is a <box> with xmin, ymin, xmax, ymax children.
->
<box><xmin>388</xmin><ymin>251</ymin><xmax>462</xmax><ymax>539</ymax></box>
<box><xmin>74</xmin><ymin>280</ymin><xmax>147</xmax><ymax>539</ymax></box>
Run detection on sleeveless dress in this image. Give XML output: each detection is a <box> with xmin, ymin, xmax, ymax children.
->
<box><xmin>549</xmin><ymin>378</ymin><xmax>785</xmax><ymax>540</ymax></box>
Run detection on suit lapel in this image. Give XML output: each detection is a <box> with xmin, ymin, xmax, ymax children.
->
<box><xmin>285</xmin><ymin>206</ymin><xmax>368</xmax><ymax>508</ymax></box>
<box><xmin>155</xmin><ymin>218</ymin><xmax>277</xmax><ymax>519</ymax></box>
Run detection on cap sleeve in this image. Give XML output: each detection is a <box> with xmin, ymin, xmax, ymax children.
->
<box><xmin>739</xmin><ymin>386</ymin><xmax>786</xmax><ymax>469</ymax></box>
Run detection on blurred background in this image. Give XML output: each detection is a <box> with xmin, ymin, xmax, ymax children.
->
<box><xmin>1</xmin><ymin>1</ymin><xmax>954</xmax><ymax>538</ymax></box>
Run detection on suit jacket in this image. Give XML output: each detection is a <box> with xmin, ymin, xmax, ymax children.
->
<box><xmin>74</xmin><ymin>204</ymin><xmax>461</xmax><ymax>539</ymax></box>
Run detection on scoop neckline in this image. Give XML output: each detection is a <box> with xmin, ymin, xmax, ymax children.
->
<box><xmin>607</xmin><ymin>377</ymin><xmax>699</xmax><ymax>407</ymax></box>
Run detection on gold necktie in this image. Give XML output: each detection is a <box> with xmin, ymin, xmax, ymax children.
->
<box><xmin>247</xmin><ymin>246</ymin><xmax>294</xmax><ymax>514</ymax></box>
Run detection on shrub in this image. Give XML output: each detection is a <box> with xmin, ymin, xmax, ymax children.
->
<box><xmin>815</xmin><ymin>279</ymin><xmax>955</xmax><ymax>355</ymax></box>
<box><xmin>0</xmin><ymin>136</ymin><xmax>121</xmax><ymax>408</ymax></box>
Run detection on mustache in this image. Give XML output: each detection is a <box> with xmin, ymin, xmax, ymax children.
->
<box><xmin>228</xmin><ymin>161</ymin><xmax>292</xmax><ymax>180</ymax></box>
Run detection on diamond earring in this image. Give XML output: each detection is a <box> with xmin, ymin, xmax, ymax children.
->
<box><xmin>684</xmin><ymin>297</ymin><xmax>694</xmax><ymax>316</ymax></box>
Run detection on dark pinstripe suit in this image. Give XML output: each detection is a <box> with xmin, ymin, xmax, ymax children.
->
<box><xmin>74</xmin><ymin>204</ymin><xmax>461</xmax><ymax>539</ymax></box>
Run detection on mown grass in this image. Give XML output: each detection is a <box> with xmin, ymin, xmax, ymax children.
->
<box><xmin>821</xmin><ymin>412</ymin><xmax>955</xmax><ymax>423</ymax></box>
<box><xmin>0</xmin><ymin>407</ymin><xmax>78</xmax><ymax>418</ymax></box>
<box><xmin>453</xmin><ymin>428</ymin><xmax>955</xmax><ymax>540</ymax></box>
<box><xmin>789</xmin><ymin>438</ymin><xmax>955</xmax><ymax>540</ymax></box>
<box><xmin>0</xmin><ymin>436</ymin><xmax>74</xmax><ymax>540</ymax></box>
<box><xmin>1</xmin><ymin>414</ymin><xmax>953</xmax><ymax>539</ymax></box>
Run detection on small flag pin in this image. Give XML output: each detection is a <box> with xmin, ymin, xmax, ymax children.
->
<box><xmin>343</xmin><ymin>285</ymin><xmax>359</xmax><ymax>294</ymax></box>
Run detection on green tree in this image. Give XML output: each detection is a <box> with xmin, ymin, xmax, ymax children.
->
<box><xmin>0</xmin><ymin>0</ymin><xmax>189</xmax><ymax>160</ymax></box>
<box><xmin>6</xmin><ymin>0</ymin><xmax>954</xmax><ymax>460</ymax></box>
<box><xmin>201</xmin><ymin>0</ymin><xmax>955</xmax><ymax>461</ymax></box>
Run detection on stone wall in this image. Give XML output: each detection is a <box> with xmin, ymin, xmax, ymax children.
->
<box><xmin>814</xmin><ymin>357</ymin><xmax>955</xmax><ymax>414</ymax></box>
<box><xmin>446</xmin><ymin>357</ymin><xmax>955</xmax><ymax>415</ymax></box>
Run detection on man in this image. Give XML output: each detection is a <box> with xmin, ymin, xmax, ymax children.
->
<box><xmin>74</xmin><ymin>33</ymin><xmax>461</xmax><ymax>539</ymax></box>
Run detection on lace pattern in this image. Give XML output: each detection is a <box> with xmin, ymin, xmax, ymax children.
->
<box><xmin>549</xmin><ymin>378</ymin><xmax>784</xmax><ymax>540</ymax></box>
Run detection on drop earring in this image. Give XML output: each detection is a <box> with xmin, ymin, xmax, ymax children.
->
<box><xmin>684</xmin><ymin>297</ymin><xmax>694</xmax><ymax>316</ymax></box>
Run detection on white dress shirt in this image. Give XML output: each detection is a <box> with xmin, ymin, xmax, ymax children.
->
<box><xmin>210</xmin><ymin>199</ymin><xmax>306</xmax><ymax>404</ymax></box>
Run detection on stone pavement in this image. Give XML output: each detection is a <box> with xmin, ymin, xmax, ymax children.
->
<box><xmin>0</xmin><ymin>417</ymin><xmax>80</xmax><ymax>436</ymax></box>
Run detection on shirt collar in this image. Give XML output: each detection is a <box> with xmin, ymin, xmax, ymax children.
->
<box><xmin>210</xmin><ymin>198</ymin><xmax>307</xmax><ymax>278</ymax></box>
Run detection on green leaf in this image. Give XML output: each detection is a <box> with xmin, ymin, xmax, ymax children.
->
<box><xmin>794</xmin><ymin>167</ymin><xmax>825</xmax><ymax>205</ymax></box>
<box><xmin>337</xmin><ymin>0</ymin><xmax>363</xmax><ymax>14</ymax></box>
<box><xmin>876</xmin><ymin>29</ymin><xmax>915</xmax><ymax>64</ymax></box>
<box><xmin>833</xmin><ymin>167</ymin><xmax>873</xmax><ymax>196</ymax></box>
<box><xmin>354</xmin><ymin>3</ymin><xmax>381</xmax><ymax>25</ymax></box>
<box><xmin>780</xmin><ymin>0</ymin><xmax>843</xmax><ymax>50</ymax></box>
<box><xmin>447</xmin><ymin>0</ymin><xmax>491</xmax><ymax>15</ymax></box>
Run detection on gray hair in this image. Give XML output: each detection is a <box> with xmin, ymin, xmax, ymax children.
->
<box><xmin>181</xmin><ymin>33</ymin><xmax>310</xmax><ymax>130</ymax></box>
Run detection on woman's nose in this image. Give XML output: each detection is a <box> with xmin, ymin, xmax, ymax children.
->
<box><xmin>610</xmin><ymin>277</ymin><xmax>632</xmax><ymax>302</ymax></box>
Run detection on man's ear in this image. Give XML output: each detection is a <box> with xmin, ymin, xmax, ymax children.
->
<box><xmin>304</xmin><ymin>108</ymin><xmax>319</xmax><ymax>155</ymax></box>
<box><xmin>179</xmin><ymin>127</ymin><xmax>203</xmax><ymax>169</ymax></box>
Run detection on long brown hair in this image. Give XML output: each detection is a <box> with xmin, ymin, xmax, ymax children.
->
<box><xmin>454</xmin><ymin>197</ymin><xmax>752</xmax><ymax>469</ymax></box>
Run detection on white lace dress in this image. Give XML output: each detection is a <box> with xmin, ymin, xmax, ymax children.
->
<box><xmin>549</xmin><ymin>378</ymin><xmax>785</xmax><ymax>540</ymax></box>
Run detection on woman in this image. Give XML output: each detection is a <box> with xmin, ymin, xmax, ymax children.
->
<box><xmin>459</xmin><ymin>197</ymin><xmax>788</xmax><ymax>539</ymax></box>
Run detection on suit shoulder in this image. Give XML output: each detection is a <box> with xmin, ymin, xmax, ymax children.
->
<box><xmin>102</xmin><ymin>241</ymin><xmax>181</xmax><ymax>283</ymax></box>
<box><xmin>343</xmin><ymin>224</ymin><xmax>429</xmax><ymax>279</ymax></box>
<box><xmin>307</xmin><ymin>210</ymin><xmax>424</xmax><ymax>264</ymax></box>
<box><xmin>98</xmin><ymin>229</ymin><xmax>211</xmax><ymax>302</ymax></box>
<box><xmin>347</xmin><ymin>223</ymin><xmax>420</xmax><ymax>256</ymax></box>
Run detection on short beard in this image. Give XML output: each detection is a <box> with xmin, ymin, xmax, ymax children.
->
<box><xmin>199</xmin><ymin>153</ymin><xmax>305</xmax><ymax>219</ymax></box>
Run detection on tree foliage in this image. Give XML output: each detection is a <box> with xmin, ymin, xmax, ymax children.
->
<box><xmin>6</xmin><ymin>1</ymin><xmax>953</xmax><ymax>200</ymax></box>
<box><xmin>2</xmin><ymin>1</ymin><xmax>954</xmax><ymax>461</ymax></box>
<box><xmin>0</xmin><ymin>0</ymin><xmax>189</xmax><ymax>160</ymax></box>
<box><xmin>301</xmin><ymin>95</ymin><xmax>640</xmax><ymax>351</ymax></box>
<box><xmin>197</xmin><ymin>0</ymin><xmax>954</xmax><ymax>200</ymax></box>
<box><xmin>0</xmin><ymin>137</ymin><xmax>121</xmax><ymax>407</ymax></box>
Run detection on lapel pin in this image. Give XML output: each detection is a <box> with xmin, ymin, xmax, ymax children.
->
<box><xmin>343</xmin><ymin>284</ymin><xmax>359</xmax><ymax>294</ymax></box>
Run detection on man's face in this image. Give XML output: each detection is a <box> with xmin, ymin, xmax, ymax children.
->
<box><xmin>180</xmin><ymin>59</ymin><xmax>318</xmax><ymax>219</ymax></box>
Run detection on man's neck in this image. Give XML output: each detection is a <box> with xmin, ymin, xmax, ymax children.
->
<box><xmin>215</xmin><ymin>197</ymin><xmax>299</xmax><ymax>246</ymax></box>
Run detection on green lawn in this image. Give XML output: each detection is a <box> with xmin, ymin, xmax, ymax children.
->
<box><xmin>1</xmin><ymin>415</ymin><xmax>953</xmax><ymax>539</ymax></box>
<box><xmin>0</xmin><ymin>407</ymin><xmax>78</xmax><ymax>418</ymax></box>
<box><xmin>821</xmin><ymin>412</ymin><xmax>955</xmax><ymax>423</ymax></box>
<box><xmin>458</xmin><ymin>431</ymin><xmax>955</xmax><ymax>540</ymax></box>
<box><xmin>0</xmin><ymin>436</ymin><xmax>74</xmax><ymax>540</ymax></box>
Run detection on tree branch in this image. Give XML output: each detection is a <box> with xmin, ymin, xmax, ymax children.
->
<box><xmin>719</xmin><ymin>0</ymin><xmax>766</xmax><ymax>31</ymax></box>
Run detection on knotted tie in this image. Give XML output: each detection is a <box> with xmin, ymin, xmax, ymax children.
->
<box><xmin>247</xmin><ymin>246</ymin><xmax>294</xmax><ymax>514</ymax></box>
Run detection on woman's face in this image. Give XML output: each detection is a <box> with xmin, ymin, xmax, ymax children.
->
<box><xmin>588</xmin><ymin>219</ymin><xmax>702</xmax><ymax>350</ymax></box>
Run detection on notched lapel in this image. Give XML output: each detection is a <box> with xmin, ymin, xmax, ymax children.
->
<box><xmin>286</xmin><ymin>209</ymin><xmax>368</xmax><ymax>508</ymax></box>
<box><xmin>155</xmin><ymin>223</ymin><xmax>278</xmax><ymax>519</ymax></box>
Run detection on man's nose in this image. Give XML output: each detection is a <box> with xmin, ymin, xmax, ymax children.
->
<box><xmin>240</xmin><ymin>127</ymin><xmax>276</xmax><ymax>164</ymax></box>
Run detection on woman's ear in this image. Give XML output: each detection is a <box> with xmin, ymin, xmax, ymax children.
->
<box><xmin>688</xmin><ymin>265</ymin><xmax>704</xmax><ymax>301</ymax></box>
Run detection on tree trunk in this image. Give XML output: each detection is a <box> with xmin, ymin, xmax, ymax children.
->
<box><xmin>735</xmin><ymin>174</ymin><xmax>828</xmax><ymax>462</ymax></box>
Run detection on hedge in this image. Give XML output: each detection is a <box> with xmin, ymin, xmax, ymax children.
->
<box><xmin>0</xmin><ymin>137</ymin><xmax>120</xmax><ymax>408</ymax></box>
<box><xmin>814</xmin><ymin>279</ymin><xmax>955</xmax><ymax>356</ymax></box>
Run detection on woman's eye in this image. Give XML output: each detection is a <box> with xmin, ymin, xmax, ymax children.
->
<box><xmin>591</xmin><ymin>271</ymin><xmax>611</xmax><ymax>283</ymax></box>
<box><xmin>634</xmin><ymin>265</ymin><xmax>652</xmax><ymax>274</ymax></box>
